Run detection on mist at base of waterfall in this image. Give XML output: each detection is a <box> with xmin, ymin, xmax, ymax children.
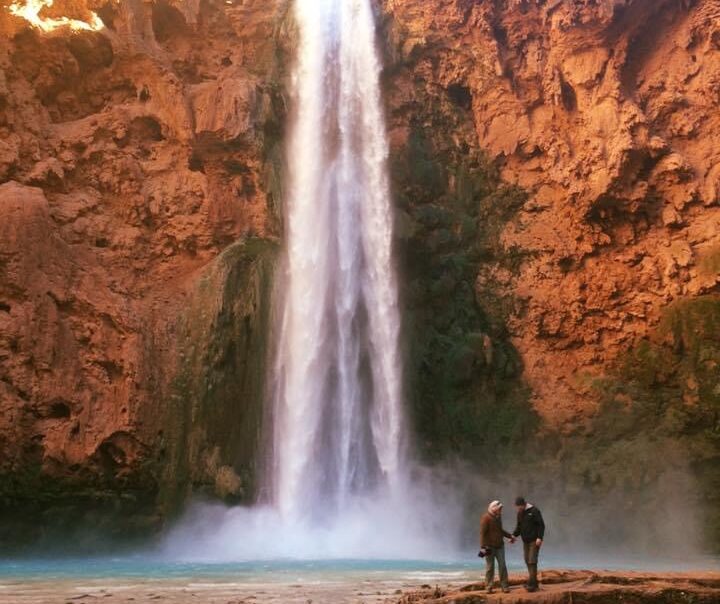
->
<box><xmin>3</xmin><ymin>466</ymin><xmax>717</xmax><ymax>581</ymax></box>
<box><xmin>156</xmin><ymin>498</ymin><xmax>719</xmax><ymax>567</ymax></box>
<box><xmin>158</xmin><ymin>478</ymin><xmax>464</xmax><ymax>562</ymax></box>
<box><xmin>153</xmin><ymin>463</ymin><xmax>719</xmax><ymax>569</ymax></box>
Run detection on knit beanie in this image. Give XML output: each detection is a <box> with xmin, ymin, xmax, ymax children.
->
<box><xmin>488</xmin><ymin>500</ymin><xmax>503</xmax><ymax>515</ymax></box>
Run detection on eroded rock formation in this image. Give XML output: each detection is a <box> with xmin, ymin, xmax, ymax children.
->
<box><xmin>382</xmin><ymin>0</ymin><xmax>720</xmax><ymax>547</ymax></box>
<box><xmin>384</xmin><ymin>0</ymin><xmax>720</xmax><ymax>424</ymax></box>
<box><xmin>1</xmin><ymin>0</ymin><xmax>718</xmax><ymax>550</ymax></box>
<box><xmin>0</xmin><ymin>0</ymin><xmax>289</xmax><ymax>546</ymax></box>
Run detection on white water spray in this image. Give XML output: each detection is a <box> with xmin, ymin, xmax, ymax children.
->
<box><xmin>161</xmin><ymin>0</ymin><xmax>463</xmax><ymax>560</ymax></box>
<box><xmin>271</xmin><ymin>0</ymin><xmax>404</xmax><ymax>521</ymax></box>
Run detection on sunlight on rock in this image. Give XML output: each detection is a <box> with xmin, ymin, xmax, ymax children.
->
<box><xmin>8</xmin><ymin>0</ymin><xmax>104</xmax><ymax>32</ymax></box>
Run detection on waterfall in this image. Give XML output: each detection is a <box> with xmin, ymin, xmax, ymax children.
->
<box><xmin>271</xmin><ymin>0</ymin><xmax>405</xmax><ymax>521</ymax></box>
<box><xmin>160</xmin><ymin>0</ymin><xmax>462</xmax><ymax>560</ymax></box>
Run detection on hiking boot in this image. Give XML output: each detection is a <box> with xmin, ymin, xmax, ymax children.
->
<box><xmin>526</xmin><ymin>585</ymin><xmax>538</xmax><ymax>593</ymax></box>
<box><xmin>501</xmin><ymin>586</ymin><xmax>510</xmax><ymax>593</ymax></box>
<box><xmin>486</xmin><ymin>587</ymin><xmax>495</xmax><ymax>594</ymax></box>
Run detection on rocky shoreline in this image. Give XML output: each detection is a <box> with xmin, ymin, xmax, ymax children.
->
<box><xmin>0</xmin><ymin>569</ymin><xmax>718</xmax><ymax>604</ymax></box>
<box><xmin>398</xmin><ymin>570</ymin><xmax>720</xmax><ymax>604</ymax></box>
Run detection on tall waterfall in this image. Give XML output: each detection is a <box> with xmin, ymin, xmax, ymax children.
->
<box><xmin>160</xmin><ymin>0</ymin><xmax>461</xmax><ymax>560</ymax></box>
<box><xmin>271</xmin><ymin>0</ymin><xmax>405</xmax><ymax>520</ymax></box>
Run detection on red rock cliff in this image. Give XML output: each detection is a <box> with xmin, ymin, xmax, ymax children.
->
<box><xmin>384</xmin><ymin>0</ymin><xmax>720</xmax><ymax>424</ymax></box>
<box><xmin>381</xmin><ymin>0</ymin><xmax>720</xmax><ymax>548</ymax></box>
<box><xmin>0</xmin><ymin>0</ymin><xmax>289</xmax><ymax>544</ymax></box>
<box><xmin>1</xmin><ymin>0</ymin><xmax>719</xmax><ymax>549</ymax></box>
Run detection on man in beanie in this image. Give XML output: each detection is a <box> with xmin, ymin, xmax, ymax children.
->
<box><xmin>512</xmin><ymin>496</ymin><xmax>546</xmax><ymax>592</ymax></box>
<box><xmin>479</xmin><ymin>500</ymin><xmax>514</xmax><ymax>593</ymax></box>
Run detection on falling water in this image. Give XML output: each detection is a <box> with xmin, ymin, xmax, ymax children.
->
<box><xmin>271</xmin><ymin>0</ymin><xmax>405</xmax><ymax>521</ymax></box>
<box><xmin>160</xmin><ymin>0</ymin><xmax>463</xmax><ymax>560</ymax></box>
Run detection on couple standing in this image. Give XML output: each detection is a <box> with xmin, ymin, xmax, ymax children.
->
<box><xmin>479</xmin><ymin>496</ymin><xmax>545</xmax><ymax>593</ymax></box>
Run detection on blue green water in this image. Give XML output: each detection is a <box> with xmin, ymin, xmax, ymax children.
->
<box><xmin>0</xmin><ymin>558</ymin><xmax>480</xmax><ymax>581</ymax></box>
<box><xmin>1</xmin><ymin>552</ymin><xmax>716</xmax><ymax>582</ymax></box>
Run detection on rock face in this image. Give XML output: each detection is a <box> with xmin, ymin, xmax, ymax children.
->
<box><xmin>383</xmin><ymin>0</ymin><xmax>720</xmax><ymax>426</ymax></box>
<box><xmin>381</xmin><ymin>0</ymin><xmax>720</xmax><ymax>548</ymax></box>
<box><xmin>397</xmin><ymin>570</ymin><xmax>720</xmax><ymax>604</ymax></box>
<box><xmin>1</xmin><ymin>0</ymin><xmax>719</xmax><ymax>552</ymax></box>
<box><xmin>0</xmin><ymin>0</ymin><xmax>289</xmax><ymax>547</ymax></box>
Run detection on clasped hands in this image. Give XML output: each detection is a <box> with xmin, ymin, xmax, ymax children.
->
<box><xmin>506</xmin><ymin>537</ymin><xmax>543</xmax><ymax>547</ymax></box>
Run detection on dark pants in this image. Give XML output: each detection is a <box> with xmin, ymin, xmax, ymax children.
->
<box><xmin>523</xmin><ymin>541</ymin><xmax>540</xmax><ymax>588</ymax></box>
<box><xmin>485</xmin><ymin>545</ymin><xmax>509</xmax><ymax>589</ymax></box>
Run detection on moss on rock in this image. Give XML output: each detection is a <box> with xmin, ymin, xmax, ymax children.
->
<box><xmin>160</xmin><ymin>237</ymin><xmax>278</xmax><ymax>513</ymax></box>
<box><xmin>0</xmin><ymin>462</ymin><xmax>161</xmax><ymax>553</ymax></box>
<box><xmin>521</xmin><ymin>295</ymin><xmax>720</xmax><ymax>550</ymax></box>
<box><xmin>391</xmin><ymin>99</ymin><xmax>537</xmax><ymax>464</ymax></box>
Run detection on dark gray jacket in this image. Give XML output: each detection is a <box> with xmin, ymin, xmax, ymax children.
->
<box><xmin>513</xmin><ymin>505</ymin><xmax>545</xmax><ymax>543</ymax></box>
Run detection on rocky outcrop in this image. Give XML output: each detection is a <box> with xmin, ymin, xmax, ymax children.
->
<box><xmin>397</xmin><ymin>570</ymin><xmax>720</xmax><ymax>604</ymax></box>
<box><xmin>1</xmin><ymin>0</ymin><xmax>719</xmax><ymax>552</ymax></box>
<box><xmin>383</xmin><ymin>0</ymin><xmax>720</xmax><ymax>426</ymax></box>
<box><xmin>0</xmin><ymin>0</ymin><xmax>289</xmax><ymax>548</ymax></box>
<box><xmin>381</xmin><ymin>0</ymin><xmax>720</xmax><ymax>548</ymax></box>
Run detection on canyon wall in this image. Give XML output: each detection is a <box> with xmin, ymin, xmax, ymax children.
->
<box><xmin>0</xmin><ymin>0</ymin><xmax>289</xmax><ymax>547</ymax></box>
<box><xmin>0</xmin><ymin>0</ymin><xmax>718</xmax><ymax>551</ymax></box>
<box><xmin>382</xmin><ymin>0</ymin><xmax>720</xmax><ymax>550</ymax></box>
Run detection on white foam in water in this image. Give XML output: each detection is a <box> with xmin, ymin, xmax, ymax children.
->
<box><xmin>162</xmin><ymin>0</ymin><xmax>462</xmax><ymax>561</ymax></box>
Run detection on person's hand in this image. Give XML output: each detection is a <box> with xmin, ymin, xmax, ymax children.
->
<box><xmin>535</xmin><ymin>538</ymin><xmax>543</xmax><ymax>547</ymax></box>
<box><xmin>510</xmin><ymin>536</ymin><xmax>516</xmax><ymax>544</ymax></box>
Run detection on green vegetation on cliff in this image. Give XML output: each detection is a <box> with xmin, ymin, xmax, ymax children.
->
<box><xmin>162</xmin><ymin>238</ymin><xmax>277</xmax><ymax>512</ymax></box>
<box><xmin>585</xmin><ymin>296</ymin><xmax>720</xmax><ymax>546</ymax></box>
<box><xmin>391</xmin><ymin>110</ymin><xmax>537</xmax><ymax>465</ymax></box>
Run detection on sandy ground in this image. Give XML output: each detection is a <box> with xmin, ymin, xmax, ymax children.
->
<box><xmin>400</xmin><ymin>570</ymin><xmax>720</xmax><ymax>603</ymax></box>
<box><xmin>1</xmin><ymin>570</ymin><xmax>719</xmax><ymax>604</ymax></box>
<box><xmin>0</xmin><ymin>574</ymin><xmax>423</xmax><ymax>604</ymax></box>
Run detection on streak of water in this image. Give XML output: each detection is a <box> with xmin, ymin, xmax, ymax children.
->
<box><xmin>271</xmin><ymin>0</ymin><xmax>404</xmax><ymax>520</ymax></box>
<box><xmin>162</xmin><ymin>0</ymin><xmax>464</xmax><ymax>560</ymax></box>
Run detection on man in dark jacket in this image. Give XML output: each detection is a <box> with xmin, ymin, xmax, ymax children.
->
<box><xmin>512</xmin><ymin>496</ymin><xmax>546</xmax><ymax>592</ymax></box>
<box><xmin>479</xmin><ymin>500</ymin><xmax>515</xmax><ymax>593</ymax></box>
